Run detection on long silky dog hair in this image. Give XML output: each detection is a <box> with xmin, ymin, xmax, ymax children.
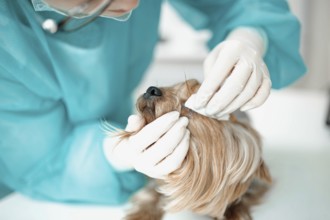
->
<box><xmin>117</xmin><ymin>79</ymin><xmax>272</xmax><ymax>220</ymax></box>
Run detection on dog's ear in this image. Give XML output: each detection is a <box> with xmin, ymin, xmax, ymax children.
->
<box><xmin>256</xmin><ymin>160</ymin><xmax>272</xmax><ymax>184</ymax></box>
<box><xmin>185</xmin><ymin>79</ymin><xmax>200</xmax><ymax>94</ymax></box>
<box><xmin>171</xmin><ymin>79</ymin><xmax>201</xmax><ymax>102</ymax></box>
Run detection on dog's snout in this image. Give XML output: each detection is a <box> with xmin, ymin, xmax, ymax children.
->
<box><xmin>147</xmin><ymin>86</ymin><xmax>162</xmax><ymax>96</ymax></box>
<box><xmin>143</xmin><ymin>86</ymin><xmax>162</xmax><ymax>99</ymax></box>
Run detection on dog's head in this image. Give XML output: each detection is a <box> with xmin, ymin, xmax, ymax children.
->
<box><xmin>133</xmin><ymin>79</ymin><xmax>271</xmax><ymax>218</ymax></box>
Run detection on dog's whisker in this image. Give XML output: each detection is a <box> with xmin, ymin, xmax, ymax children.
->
<box><xmin>99</xmin><ymin>118</ymin><xmax>122</xmax><ymax>136</ymax></box>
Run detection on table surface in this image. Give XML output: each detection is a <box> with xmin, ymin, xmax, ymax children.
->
<box><xmin>1</xmin><ymin>88</ymin><xmax>329</xmax><ymax>220</ymax></box>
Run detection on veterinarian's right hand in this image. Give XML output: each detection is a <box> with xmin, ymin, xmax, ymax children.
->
<box><xmin>103</xmin><ymin>111</ymin><xmax>190</xmax><ymax>179</ymax></box>
<box><xmin>185</xmin><ymin>27</ymin><xmax>271</xmax><ymax>119</ymax></box>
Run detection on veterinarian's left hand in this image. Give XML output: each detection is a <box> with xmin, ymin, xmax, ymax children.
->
<box><xmin>185</xmin><ymin>27</ymin><xmax>272</xmax><ymax>119</ymax></box>
<box><xmin>103</xmin><ymin>112</ymin><xmax>190</xmax><ymax>179</ymax></box>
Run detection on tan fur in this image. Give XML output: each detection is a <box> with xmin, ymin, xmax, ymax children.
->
<box><xmin>122</xmin><ymin>79</ymin><xmax>272</xmax><ymax>220</ymax></box>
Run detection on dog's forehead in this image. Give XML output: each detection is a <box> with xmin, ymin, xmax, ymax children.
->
<box><xmin>163</xmin><ymin>82</ymin><xmax>188</xmax><ymax>93</ymax></box>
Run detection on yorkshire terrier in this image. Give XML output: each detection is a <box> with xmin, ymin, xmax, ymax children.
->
<box><xmin>118</xmin><ymin>79</ymin><xmax>272</xmax><ymax>220</ymax></box>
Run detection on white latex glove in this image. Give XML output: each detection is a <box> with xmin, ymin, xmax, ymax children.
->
<box><xmin>103</xmin><ymin>111</ymin><xmax>190</xmax><ymax>179</ymax></box>
<box><xmin>185</xmin><ymin>27</ymin><xmax>272</xmax><ymax>119</ymax></box>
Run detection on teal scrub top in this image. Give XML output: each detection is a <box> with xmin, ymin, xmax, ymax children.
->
<box><xmin>0</xmin><ymin>0</ymin><xmax>306</xmax><ymax>204</ymax></box>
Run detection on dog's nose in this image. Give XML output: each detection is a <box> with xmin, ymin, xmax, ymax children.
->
<box><xmin>143</xmin><ymin>86</ymin><xmax>162</xmax><ymax>99</ymax></box>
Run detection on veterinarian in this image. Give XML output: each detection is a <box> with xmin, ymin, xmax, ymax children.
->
<box><xmin>0</xmin><ymin>0</ymin><xmax>306</xmax><ymax>204</ymax></box>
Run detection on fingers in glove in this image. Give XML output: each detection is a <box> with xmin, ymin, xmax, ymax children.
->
<box><xmin>205</xmin><ymin>59</ymin><xmax>252</xmax><ymax>115</ymax></box>
<box><xmin>131</xmin><ymin>111</ymin><xmax>180</xmax><ymax>152</ymax></box>
<box><xmin>152</xmin><ymin>129</ymin><xmax>190</xmax><ymax>179</ymax></box>
<box><xmin>203</xmin><ymin>43</ymin><xmax>223</xmax><ymax>78</ymax></box>
<box><xmin>126</xmin><ymin>114</ymin><xmax>146</xmax><ymax>132</ymax></box>
<box><xmin>215</xmin><ymin>67</ymin><xmax>262</xmax><ymax>117</ymax></box>
<box><xmin>195</xmin><ymin>43</ymin><xmax>241</xmax><ymax>109</ymax></box>
<box><xmin>240</xmin><ymin>68</ymin><xmax>272</xmax><ymax>111</ymax></box>
<box><xmin>142</xmin><ymin>117</ymin><xmax>189</xmax><ymax>166</ymax></box>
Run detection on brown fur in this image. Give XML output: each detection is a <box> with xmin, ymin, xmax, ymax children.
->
<box><xmin>120</xmin><ymin>79</ymin><xmax>272</xmax><ymax>220</ymax></box>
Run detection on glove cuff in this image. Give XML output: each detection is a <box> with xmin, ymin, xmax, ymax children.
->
<box><xmin>226</xmin><ymin>26</ymin><xmax>268</xmax><ymax>56</ymax></box>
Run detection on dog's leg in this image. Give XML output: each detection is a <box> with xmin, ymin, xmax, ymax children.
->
<box><xmin>123</xmin><ymin>183</ymin><xmax>164</xmax><ymax>220</ymax></box>
<box><xmin>222</xmin><ymin>200</ymin><xmax>252</xmax><ymax>220</ymax></box>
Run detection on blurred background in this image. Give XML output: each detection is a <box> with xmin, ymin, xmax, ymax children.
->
<box><xmin>287</xmin><ymin>0</ymin><xmax>330</xmax><ymax>90</ymax></box>
<box><xmin>1</xmin><ymin>1</ymin><xmax>329</xmax><ymax>220</ymax></box>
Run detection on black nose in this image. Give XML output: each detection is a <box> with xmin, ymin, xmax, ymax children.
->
<box><xmin>143</xmin><ymin>86</ymin><xmax>162</xmax><ymax>99</ymax></box>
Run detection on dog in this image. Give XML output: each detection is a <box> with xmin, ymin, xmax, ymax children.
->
<box><xmin>118</xmin><ymin>79</ymin><xmax>272</xmax><ymax>220</ymax></box>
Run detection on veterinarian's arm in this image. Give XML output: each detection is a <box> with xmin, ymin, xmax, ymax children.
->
<box><xmin>0</xmin><ymin>67</ymin><xmax>146</xmax><ymax>204</ymax></box>
<box><xmin>169</xmin><ymin>0</ymin><xmax>306</xmax><ymax>88</ymax></box>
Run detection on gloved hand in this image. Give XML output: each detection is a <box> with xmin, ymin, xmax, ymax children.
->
<box><xmin>103</xmin><ymin>111</ymin><xmax>190</xmax><ymax>179</ymax></box>
<box><xmin>185</xmin><ymin>27</ymin><xmax>272</xmax><ymax>119</ymax></box>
